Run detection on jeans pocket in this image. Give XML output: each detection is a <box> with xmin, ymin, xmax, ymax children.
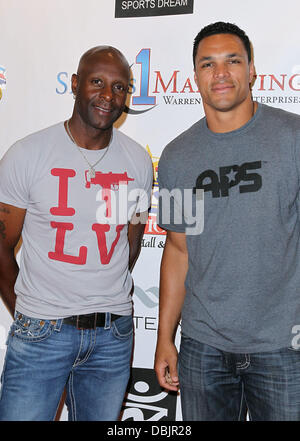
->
<box><xmin>10</xmin><ymin>312</ymin><xmax>55</xmax><ymax>343</ymax></box>
<box><xmin>111</xmin><ymin>315</ymin><xmax>133</xmax><ymax>340</ymax></box>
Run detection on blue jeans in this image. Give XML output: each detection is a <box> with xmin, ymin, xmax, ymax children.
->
<box><xmin>179</xmin><ymin>335</ymin><xmax>300</xmax><ymax>421</ymax></box>
<box><xmin>0</xmin><ymin>312</ymin><xmax>133</xmax><ymax>421</ymax></box>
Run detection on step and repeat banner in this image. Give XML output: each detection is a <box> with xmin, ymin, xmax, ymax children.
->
<box><xmin>0</xmin><ymin>0</ymin><xmax>299</xmax><ymax>421</ymax></box>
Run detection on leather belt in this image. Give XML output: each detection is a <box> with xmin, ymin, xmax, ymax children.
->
<box><xmin>63</xmin><ymin>312</ymin><xmax>121</xmax><ymax>329</ymax></box>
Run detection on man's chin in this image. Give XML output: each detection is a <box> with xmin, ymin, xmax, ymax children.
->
<box><xmin>90</xmin><ymin>112</ymin><xmax>124</xmax><ymax>131</ymax></box>
<box><xmin>205</xmin><ymin>98</ymin><xmax>247</xmax><ymax>113</ymax></box>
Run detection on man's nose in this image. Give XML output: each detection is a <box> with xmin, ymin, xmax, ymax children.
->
<box><xmin>100</xmin><ymin>85</ymin><xmax>113</xmax><ymax>101</ymax></box>
<box><xmin>214</xmin><ymin>63</ymin><xmax>230</xmax><ymax>79</ymax></box>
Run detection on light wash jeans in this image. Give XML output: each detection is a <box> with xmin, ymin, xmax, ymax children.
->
<box><xmin>0</xmin><ymin>312</ymin><xmax>133</xmax><ymax>421</ymax></box>
<box><xmin>179</xmin><ymin>335</ymin><xmax>300</xmax><ymax>421</ymax></box>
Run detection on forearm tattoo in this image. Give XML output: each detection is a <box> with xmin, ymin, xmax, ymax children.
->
<box><xmin>0</xmin><ymin>220</ymin><xmax>6</xmax><ymax>239</ymax></box>
<box><xmin>0</xmin><ymin>207</ymin><xmax>10</xmax><ymax>214</ymax></box>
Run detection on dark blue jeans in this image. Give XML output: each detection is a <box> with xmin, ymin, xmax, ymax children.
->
<box><xmin>179</xmin><ymin>335</ymin><xmax>300</xmax><ymax>421</ymax></box>
<box><xmin>0</xmin><ymin>312</ymin><xmax>133</xmax><ymax>421</ymax></box>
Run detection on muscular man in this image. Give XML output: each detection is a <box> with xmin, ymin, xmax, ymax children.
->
<box><xmin>0</xmin><ymin>46</ymin><xmax>153</xmax><ymax>421</ymax></box>
<box><xmin>155</xmin><ymin>22</ymin><xmax>300</xmax><ymax>421</ymax></box>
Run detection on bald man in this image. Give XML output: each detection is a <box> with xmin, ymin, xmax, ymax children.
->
<box><xmin>0</xmin><ymin>46</ymin><xmax>153</xmax><ymax>421</ymax></box>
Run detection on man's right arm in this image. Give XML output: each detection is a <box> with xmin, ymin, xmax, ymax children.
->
<box><xmin>154</xmin><ymin>230</ymin><xmax>188</xmax><ymax>391</ymax></box>
<box><xmin>0</xmin><ymin>202</ymin><xmax>26</xmax><ymax>317</ymax></box>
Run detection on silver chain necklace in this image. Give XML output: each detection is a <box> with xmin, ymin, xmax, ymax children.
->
<box><xmin>66</xmin><ymin>119</ymin><xmax>112</xmax><ymax>180</ymax></box>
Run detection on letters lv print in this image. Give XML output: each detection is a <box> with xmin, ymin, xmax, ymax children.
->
<box><xmin>48</xmin><ymin>168</ymin><xmax>132</xmax><ymax>265</ymax></box>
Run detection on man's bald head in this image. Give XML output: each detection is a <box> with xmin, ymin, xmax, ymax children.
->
<box><xmin>77</xmin><ymin>46</ymin><xmax>130</xmax><ymax>81</ymax></box>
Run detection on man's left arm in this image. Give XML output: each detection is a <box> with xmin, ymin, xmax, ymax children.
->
<box><xmin>128</xmin><ymin>211</ymin><xmax>148</xmax><ymax>271</ymax></box>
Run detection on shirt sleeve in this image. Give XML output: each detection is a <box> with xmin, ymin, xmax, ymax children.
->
<box><xmin>157</xmin><ymin>148</ymin><xmax>186</xmax><ymax>233</ymax></box>
<box><xmin>135</xmin><ymin>152</ymin><xmax>153</xmax><ymax>214</ymax></box>
<box><xmin>0</xmin><ymin>141</ymin><xmax>29</xmax><ymax>209</ymax></box>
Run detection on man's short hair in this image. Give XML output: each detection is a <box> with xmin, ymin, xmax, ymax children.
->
<box><xmin>193</xmin><ymin>21</ymin><xmax>252</xmax><ymax>67</ymax></box>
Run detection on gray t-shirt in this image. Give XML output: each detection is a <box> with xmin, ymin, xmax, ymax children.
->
<box><xmin>158</xmin><ymin>103</ymin><xmax>300</xmax><ymax>353</ymax></box>
<box><xmin>0</xmin><ymin>122</ymin><xmax>153</xmax><ymax>319</ymax></box>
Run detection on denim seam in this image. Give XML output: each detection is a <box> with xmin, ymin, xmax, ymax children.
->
<box><xmin>243</xmin><ymin>387</ymin><xmax>252</xmax><ymax>421</ymax></box>
<box><xmin>104</xmin><ymin>312</ymin><xmax>111</xmax><ymax>330</ymax></box>
<box><xmin>54</xmin><ymin>319</ymin><xmax>63</xmax><ymax>331</ymax></box>
<box><xmin>78</xmin><ymin>331</ymin><xmax>96</xmax><ymax>367</ymax></box>
<box><xmin>111</xmin><ymin>317</ymin><xmax>133</xmax><ymax>340</ymax></box>
<box><xmin>72</xmin><ymin>330</ymin><xmax>97</xmax><ymax>368</ymax></box>
<box><xmin>237</xmin><ymin>381</ymin><xmax>245</xmax><ymax>421</ymax></box>
<box><xmin>11</xmin><ymin>325</ymin><xmax>54</xmax><ymax>343</ymax></box>
<box><xmin>12</xmin><ymin>313</ymin><xmax>59</xmax><ymax>342</ymax></box>
<box><xmin>72</xmin><ymin>331</ymin><xmax>85</xmax><ymax>368</ymax></box>
<box><xmin>111</xmin><ymin>324</ymin><xmax>133</xmax><ymax>340</ymax></box>
<box><xmin>0</xmin><ymin>349</ymin><xmax>9</xmax><ymax>402</ymax></box>
<box><xmin>236</xmin><ymin>354</ymin><xmax>250</xmax><ymax>370</ymax></box>
<box><xmin>67</xmin><ymin>372</ymin><xmax>76</xmax><ymax>421</ymax></box>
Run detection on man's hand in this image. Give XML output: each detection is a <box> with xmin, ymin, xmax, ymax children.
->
<box><xmin>154</xmin><ymin>230</ymin><xmax>188</xmax><ymax>392</ymax></box>
<box><xmin>155</xmin><ymin>340</ymin><xmax>179</xmax><ymax>392</ymax></box>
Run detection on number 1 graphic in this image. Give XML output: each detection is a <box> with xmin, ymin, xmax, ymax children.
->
<box><xmin>132</xmin><ymin>49</ymin><xmax>156</xmax><ymax>106</ymax></box>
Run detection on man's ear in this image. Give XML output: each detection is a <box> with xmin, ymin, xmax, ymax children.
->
<box><xmin>71</xmin><ymin>73</ymin><xmax>78</xmax><ymax>96</ymax></box>
<box><xmin>249</xmin><ymin>61</ymin><xmax>255</xmax><ymax>85</ymax></box>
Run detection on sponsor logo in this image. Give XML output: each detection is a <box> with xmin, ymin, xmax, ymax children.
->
<box><xmin>194</xmin><ymin>161</ymin><xmax>262</xmax><ymax>198</ymax></box>
<box><xmin>0</xmin><ymin>66</ymin><xmax>7</xmax><ymax>101</ymax></box>
<box><xmin>134</xmin><ymin>314</ymin><xmax>158</xmax><ymax>331</ymax></box>
<box><xmin>115</xmin><ymin>0</ymin><xmax>194</xmax><ymax>18</ymax></box>
<box><xmin>254</xmin><ymin>73</ymin><xmax>300</xmax><ymax>91</ymax></box>
<box><xmin>252</xmin><ymin>69</ymin><xmax>300</xmax><ymax>105</ymax></box>
<box><xmin>134</xmin><ymin>285</ymin><xmax>159</xmax><ymax>308</ymax></box>
<box><xmin>55</xmin><ymin>48</ymin><xmax>202</xmax><ymax>114</ymax></box>
<box><xmin>128</xmin><ymin>55</ymin><xmax>300</xmax><ymax>114</ymax></box>
<box><xmin>122</xmin><ymin>368</ymin><xmax>177</xmax><ymax>420</ymax></box>
<box><xmin>56</xmin><ymin>49</ymin><xmax>300</xmax><ymax>115</ymax></box>
<box><xmin>126</xmin><ymin>48</ymin><xmax>201</xmax><ymax>115</ymax></box>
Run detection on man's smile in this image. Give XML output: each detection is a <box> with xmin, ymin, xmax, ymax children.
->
<box><xmin>94</xmin><ymin>105</ymin><xmax>113</xmax><ymax>113</ymax></box>
<box><xmin>211</xmin><ymin>83</ymin><xmax>235</xmax><ymax>93</ymax></box>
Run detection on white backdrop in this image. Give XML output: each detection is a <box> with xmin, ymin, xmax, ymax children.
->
<box><xmin>0</xmin><ymin>0</ymin><xmax>300</xmax><ymax>421</ymax></box>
